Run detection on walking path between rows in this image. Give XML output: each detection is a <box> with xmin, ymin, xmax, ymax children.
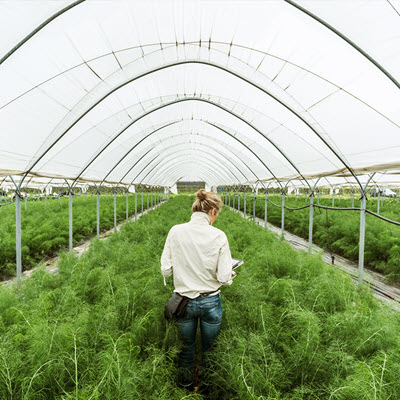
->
<box><xmin>230</xmin><ymin>207</ymin><xmax>400</xmax><ymax>311</ymax></box>
<box><xmin>2</xmin><ymin>202</ymin><xmax>166</xmax><ymax>287</ymax></box>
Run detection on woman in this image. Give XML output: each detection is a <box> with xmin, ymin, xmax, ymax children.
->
<box><xmin>161</xmin><ymin>189</ymin><xmax>236</xmax><ymax>390</ymax></box>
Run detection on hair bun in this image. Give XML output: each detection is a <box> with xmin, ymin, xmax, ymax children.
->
<box><xmin>196</xmin><ymin>189</ymin><xmax>207</xmax><ymax>201</ymax></box>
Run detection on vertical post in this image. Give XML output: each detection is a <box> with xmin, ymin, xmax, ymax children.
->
<box><xmin>317</xmin><ymin>189</ymin><xmax>320</xmax><ymax>205</ymax></box>
<box><xmin>15</xmin><ymin>192</ymin><xmax>22</xmax><ymax>278</ymax></box>
<box><xmin>253</xmin><ymin>190</ymin><xmax>256</xmax><ymax>222</ymax></box>
<box><xmin>25</xmin><ymin>186</ymin><xmax>27</xmax><ymax>211</ymax></box>
<box><xmin>69</xmin><ymin>190</ymin><xmax>73</xmax><ymax>251</ymax></box>
<box><xmin>281</xmin><ymin>190</ymin><xmax>285</xmax><ymax>237</ymax></box>
<box><xmin>228</xmin><ymin>189</ymin><xmax>231</xmax><ymax>208</ymax></box>
<box><xmin>351</xmin><ymin>190</ymin><xmax>354</xmax><ymax>208</ymax></box>
<box><xmin>308</xmin><ymin>192</ymin><xmax>314</xmax><ymax>254</ymax></box>
<box><xmin>141</xmin><ymin>188</ymin><xmax>144</xmax><ymax>213</ymax></box>
<box><xmin>114</xmin><ymin>188</ymin><xmax>117</xmax><ymax>230</ymax></box>
<box><xmin>264</xmin><ymin>190</ymin><xmax>268</xmax><ymax>227</ymax></box>
<box><xmin>238</xmin><ymin>190</ymin><xmax>240</xmax><ymax>213</ymax></box>
<box><xmin>233</xmin><ymin>189</ymin><xmax>235</xmax><ymax>210</ymax></box>
<box><xmin>135</xmin><ymin>190</ymin><xmax>138</xmax><ymax>221</ymax></box>
<box><xmin>332</xmin><ymin>190</ymin><xmax>335</xmax><ymax>207</ymax></box>
<box><xmin>96</xmin><ymin>188</ymin><xmax>100</xmax><ymax>238</ymax></box>
<box><xmin>295</xmin><ymin>188</ymin><xmax>297</xmax><ymax>201</ymax></box>
<box><xmin>244</xmin><ymin>191</ymin><xmax>247</xmax><ymax>218</ymax></box>
<box><xmin>358</xmin><ymin>194</ymin><xmax>367</xmax><ymax>283</ymax></box>
<box><xmin>151</xmin><ymin>188</ymin><xmax>153</xmax><ymax>208</ymax></box>
<box><xmin>304</xmin><ymin>189</ymin><xmax>307</xmax><ymax>202</ymax></box>
<box><xmin>44</xmin><ymin>190</ymin><xmax>47</xmax><ymax>207</ymax></box>
<box><xmin>59</xmin><ymin>189</ymin><xmax>62</xmax><ymax>205</ymax></box>
<box><xmin>147</xmin><ymin>188</ymin><xmax>149</xmax><ymax>210</ymax></box>
<box><xmin>377</xmin><ymin>190</ymin><xmax>380</xmax><ymax>215</ymax></box>
<box><xmin>126</xmin><ymin>189</ymin><xmax>129</xmax><ymax>220</ymax></box>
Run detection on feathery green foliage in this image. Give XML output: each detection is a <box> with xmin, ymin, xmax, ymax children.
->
<box><xmin>239</xmin><ymin>194</ymin><xmax>400</xmax><ymax>281</ymax></box>
<box><xmin>0</xmin><ymin>194</ymin><xmax>152</xmax><ymax>279</ymax></box>
<box><xmin>0</xmin><ymin>196</ymin><xmax>399</xmax><ymax>399</ymax></box>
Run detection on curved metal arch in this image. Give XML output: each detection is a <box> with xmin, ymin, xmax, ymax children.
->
<box><xmin>22</xmin><ymin>59</ymin><xmax>360</xmax><ymax>191</ymax></box>
<box><xmin>0</xmin><ymin>0</ymin><xmax>86</xmax><ymax>65</ymax></box>
<box><xmin>138</xmin><ymin>159</ymin><xmax>225</xmax><ymax>188</ymax></box>
<box><xmin>116</xmin><ymin>130</ymin><xmax>257</xmax><ymax>186</ymax></box>
<box><xmin>133</xmin><ymin>151</ymin><xmax>237</xmax><ymax>186</ymax></box>
<box><xmin>134</xmin><ymin>153</ymin><xmax>232</xmax><ymax>186</ymax></box>
<box><xmin>101</xmin><ymin>121</ymin><xmax>250</xmax><ymax>185</ymax></box>
<box><xmin>103</xmin><ymin>121</ymin><xmax>259</xmax><ymax>185</ymax></box>
<box><xmin>115</xmin><ymin>139</ymin><xmax>248</xmax><ymax>185</ymax></box>
<box><xmin>136</xmin><ymin>150</ymin><xmax>240</xmax><ymax>185</ymax></box>
<box><xmin>284</xmin><ymin>0</ymin><xmax>400</xmax><ymax>91</ymax></box>
<box><xmin>150</xmin><ymin>162</ymin><xmax>223</xmax><ymax>187</ymax></box>
<box><xmin>138</xmin><ymin>155</ymin><xmax>229</xmax><ymax>186</ymax></box>
<box><xmin>69</xmin><ymin>97</ymin><xmax>285</xmax><ymax>188</ymax></box>
<box><xmin>162</xmin><ymin>166</ymin><xmax>219</xmax><ymax>188</ymax></box>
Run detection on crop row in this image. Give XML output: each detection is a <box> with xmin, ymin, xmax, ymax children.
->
<box><xmin>228</xmin><ymin>194</ymin><xmax>400</xmax><ymax>282</ymax></box>
<box><xmin>0</xmin><ymin>192</ymin><xmax>161</xmax><ymax>279</ymax></box>
<box><xmin>0</xmin><ymin>196</ymin><xmax>399</xmax><ymax>399</ymax></box>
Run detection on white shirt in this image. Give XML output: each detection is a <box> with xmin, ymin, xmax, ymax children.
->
<box><xmin>160</xmin><ymin>211</ymin><xmax>233</xmax><ymax>299</ymax></box>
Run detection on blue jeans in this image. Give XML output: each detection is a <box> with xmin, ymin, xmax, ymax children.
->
<box><xmin>177</xmin><ymin>294</ymin><xmax>222</xmax><ymax>386</ymax></box>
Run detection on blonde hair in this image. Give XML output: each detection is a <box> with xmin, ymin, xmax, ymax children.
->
<box><xmin>192</xmin><ymin>189</ymin><xmax>223</xmax><ymax>214</ymax></box>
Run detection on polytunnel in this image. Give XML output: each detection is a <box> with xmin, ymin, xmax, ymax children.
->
<box><xmin>2</xmin><ymin>0</ymin><xmax>400</xmax><ymax>279</ymax></box>
<box><xmin>2</xmin><ymin>1</ymin><xmax>400</xmax><ymax>398</ymax></box>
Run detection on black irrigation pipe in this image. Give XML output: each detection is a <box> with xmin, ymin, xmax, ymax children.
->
<box><xmin>365</xmin><ymin>210</ymin><xmax>400</xmax><ymax>226</ymax></box>
<box><xmin>313</xmin><ymin>205</ymin><xmax>360</xmax><ymax>212</ymax></box>
<box><xmin>0</xmin><ymin>201</ymin><xmax>14</xmax><ymax>208</ymax></box>
<box><xmin>234</xmin><ymin>194</ymin><xmax>400</xmax><ymax>226</ymax></box>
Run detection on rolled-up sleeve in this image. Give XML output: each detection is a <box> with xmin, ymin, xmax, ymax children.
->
<box><xmin>161</xmin><ymin>228</ymin><xmax>174</xmax><ymax>279</ymax></box>
<box><xmin>216</xmin><ymin>234</ymin><xmax>233</xmax><ymax>285</ymax></box>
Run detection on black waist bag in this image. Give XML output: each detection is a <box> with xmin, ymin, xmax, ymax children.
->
<box><xmin>164</xmin><ymin>293</ymin><xmax>190</xmax><ymax>321</ymax></box>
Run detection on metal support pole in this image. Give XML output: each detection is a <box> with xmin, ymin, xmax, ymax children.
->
<box><xmin>141</xmin><ymin>188</ymin><xmax>144</xmax><ymax>213</ymax></box>
<box><xmin>358</xmin><ymin>194</ymin><xmax>367</xmax><ymax>283</ymax></box>
<box><xmin>244</xmin><ymin>191</ymin><xmax>247</xmax><ymax>218</ymax></box>
<box><xmin>25</xmin><ymin>186</ymin><xmax>27</xmax><ymax>211</ymax></box>
<box><xmin>126</xmin><ymin>189</ymin><xmax>129</xmax><ymax>220</ymax></box>
<box><xmin>308</xmin><ymin>193</ymin><xmax>314</xmax><ymax>254</ymax></box>
<box><xmin>332</xmin><ymin>190</ymin><xmax>335</xmax><ymax>207</ymax></box>
<box><xmin>377</xmin><ymin>190</ymin><xmax>381</xmax><ymax>215</ymax></box>
<box><xmin>304</xmin><ymin>189</ymin><xmax>307</xmax><ymax>202</ymax></box>
<box><xmin>253</xmin><ymin>191</ymin><xmax>256</xmax><ymax>222</ymax></box>
<box><xmin>59</xmin><ymin>189</ymin><xmax>62</xmax><ymax>205</ymax></box>
<box><xmin>135</xmin><ymin>190</ymin><xmax>138</xmax><ymax>221</ymax></box>
<box><xmin>15</xmin><ymin>193</ymin><xmax>22</xmax><ymax>278</ymax></box>
<box><xmin>238</xmin><ymin>190</ymin><xmax>240</xmax><ymax>213</ymax></box>
<box><xmin>228</xmin><ymin>190</ymin><xmax>231</xmax><ymax>208</ymax></box>
<box><xmin>317</xmin><ymin>189</ymin><xmax>320</xmax><ymax>205</ymax></box>
<box><xmin>44</xmin><ymin>191</ymin><xmax>47</xmax><ymax>207</ymax></box>
<box><xmin>281</xmin><ymin>190</ymin><xmax>285</xmax><ymax>237</ymax></box>
<box><xmin>233</xmin><ymin>189</ymin><xmax>235</xmax><ymax>210</ymax></box>
<box><xmin>351</xmin><ymin>190</ymin><xmax>354</xmax><ymax>208</ymax></box>
<box><xmin>114</xmin><ymin>189</ymin><xmax>117</xmax><ymax>230</ymax></box>
<box><xmin>151</xmin><ymin>188</ymin><xmax>153</xmax><ymax>208</ymax></box>
<box><xmin>69</xmin><ymin>190</ymin><xmax>73</xmax><ymax>250</ymax></box>
<box><xmin>96</xmin><ymin>189</ymin><xmax>100</xmax><ymax>238</ymax></box>
<box><xmin>147</xmin><ymin>188</ymin><xmax>149</xmax><ymax>210</ymax></box>
<box><xmin>264</xmin><ymin>191</ymin><xmax>268</xmax><ymax>227</ymax></box>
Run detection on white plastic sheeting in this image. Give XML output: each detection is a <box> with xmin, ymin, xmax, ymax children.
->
<box><xmin>1</xmin><ymin>0</ymin><xmax>400</xmax><ymax>190</ymax></box>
